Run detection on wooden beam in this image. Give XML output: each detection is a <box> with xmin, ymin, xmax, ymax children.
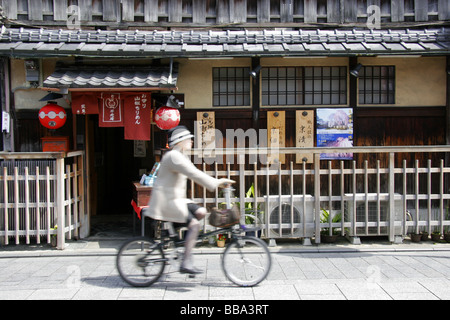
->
<box><xmin>415</xmin><ymin>0</ymin><xmax>429</xmax><ymax>21</ymax></box>
<box><xmin>169</xmin><ymin>0</ymin><xmax>182</xmax><ymax>23</ymax></box>
<box><xmin>391</xmin><ymin>0</ymin><xmax>405</xmax><ymax>22</ymax></box>
<box><xmin>280</xmin><ymin>0</ymin><xmax>294</xmax><ymax>23</ymax></box>
<box><xmin>257</xmin><ymin>0</ymin><xmax>270</xmax><ymax>23</ymax></box>
<box><xmin>122</xmin><ymin>0</ymin><xmax>135</xmax><ymax>22</ymax></box>
<box><xmin>144</xmin><ymin>0</ymin><xmax>159</xmax><ymax>22</ymax></box>
<box><xmin>41</xmin><ymin>87</ymin><xmax>178</xmax><ymax>92</ymax></box>
<box><xmin>28</xmin><ymin>0</ymin><xmax>43</xmax><ymax>21</ymax></box>
<box><xmin>193</xmin><ymin>0</ymin><xmax>207</xmax><ymax>24</ymax></box>
<box><xmin>234</xmin><ymin>0</ymin><xmax>247</xmax><ymax>23</ymax></box>
<box><xmin>304</xmin><ymin>0</ymin><xmax>317</xmax><ymax>23</ymax></box>
<box><xmin>2</xmin><ymin>0</ymin><xmax>18</xmax><ymax>20</ymax></box>
<box><xmin>327</xmin><ymin>0</ymin><xmax>341</xmax><ymax>23</ymax></box>
<box><xmin>78</xmin><ymin>0</ymin><xmax>93</xmax><ymax>21</ymax></box>
<box><xmin>102</xmin><ymin>0</ymin><xmax>120</xmax><ymax>22</ymax></box>
<box><xmin>53</xmin><ymin>0</ymin><xmax>68</xmax><ymax>21</ymax></box>
<box><xmin>343</xmin><ymin>0</ymin><xmax>357</xmax><ymax>22</ymax></box>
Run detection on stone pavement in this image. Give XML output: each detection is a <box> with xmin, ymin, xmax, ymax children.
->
<box><xmin>1</xmin><ymin>238</ymin><xmax>450</xmax><ymax>302</ymax></box>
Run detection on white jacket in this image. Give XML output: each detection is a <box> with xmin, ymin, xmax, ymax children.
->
<box><xmin>145</xmin><ymin>148</ymin><xmax>221</xmax><ymax>223</ymax></box>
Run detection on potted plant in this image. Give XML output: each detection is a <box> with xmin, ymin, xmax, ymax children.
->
<box><xmin>216</xmin><ymin>234</ymin><xmax>227</xmax><ymax>247</ymax></box>
<box><xmin>243</xmin><ymin>184</ymin><xmax>263</xmax><ymax>237</ymax></box>
<box><xmin>421</xmin><ymin>231</ymin><xmax>429</xmax><ymax>241</ymax></box>
<box><xmin>431</xmin><ymin>231</ymin><xmax>441</xmax><ymax>242</ymax></box>
<box><xmin>226</xmin><ymin>183</ymin><xmax>263</xmax><ymax>237</ymax></box>
<box><xmin>444</xmin><ymin>210</ymin><xmax>450</xmax><ymax>243</ymax></box>
<box><xmin>320</xmin><ymin>209</ymin><xmax>342</xmax><ymax>243</ymax></box>
<box><xmin>410</xmin><ymin>233</ymin><xmax>422</xmax><ymax>242</ymax></box>
<box><xmin>444</xmin><ymin>232</ymin><xmax>450</xmax><ymax>243</ymax></box>
<box><xmin>50</xmin><ymin>225</ymin><xmax>58</xmax><ymax>247</ymax></box>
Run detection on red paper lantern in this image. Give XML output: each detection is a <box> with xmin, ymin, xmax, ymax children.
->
<box><xmin>154</xmin><ymin>106</ymin><xmax>180</xmax><ymax>130</ymax></box>
<box><xmin>38</xmin><ymin>102</ymin><xmax>67</xmax><ymax>129</ymax></box>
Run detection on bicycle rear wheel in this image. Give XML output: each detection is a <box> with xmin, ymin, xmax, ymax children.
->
<box><xmin>116</xmin><ymin>237</ymin><xmax>166</xmax><ymax>287</ymax></box>
<box><xmin>222</xmin><ymin>236</ymin><xmax>271</xmax><ymax>287</ymax></box>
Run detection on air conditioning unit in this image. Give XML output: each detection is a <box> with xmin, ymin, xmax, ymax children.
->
<box><xmin>345</xmin><ymin>193</ymin><xmax>403</xmax><ymax>236</ymax></box>
<box><xmin>264</xmin><ymin>195</ymin><xmax>314</xmax><ymax>239</ymax></box>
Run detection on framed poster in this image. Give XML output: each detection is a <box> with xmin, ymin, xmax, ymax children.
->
<box><xmin>316</xmin><ymin>108</ymin><xmax>353</xmax><ymax>160</ymax></box>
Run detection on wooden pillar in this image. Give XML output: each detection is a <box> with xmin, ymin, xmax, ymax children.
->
<box><xmin>446</xmin><ymin>56</ymin><xmax>450</xmax><ymax>147</ymax></box>
<box><xmin>56</xmin><ymin>157</ymin><xmax>66</xmax><ymax>249</ymax></box>
<box><xmin>251</xmin><ymin>57</ymin><xmax>261</xmax><ymax>131</ymax></box>
<box><xmin>349</xmin><ymin>57</ymin><xmax>358</xmax><ymax>146</ymax></box>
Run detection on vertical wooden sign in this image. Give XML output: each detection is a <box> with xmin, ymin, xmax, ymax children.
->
<box><xmin>296</xmin><ymin>110</ymin><xmax>314</xmax><ymax>163</ymax></box>
<box><xmin>196</xmin><ymin>111</ymin><xmax>215</xmax><ymax>161</ymax></box>
<box><xmin>267</xmin><ymin>111</ymin><xmax>285</xmax><ymax>164</ymax></box>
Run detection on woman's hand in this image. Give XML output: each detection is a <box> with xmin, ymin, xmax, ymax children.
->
<box><xmin>218</xmin><ymin>178</ymin><xmax>235</xmax><ymax>188</ymax></box>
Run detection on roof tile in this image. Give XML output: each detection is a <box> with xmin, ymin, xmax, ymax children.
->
<box><xmin>43</xmin><ymin>66</ymin><xmax>178</xmax><ymax>89</ymax></box>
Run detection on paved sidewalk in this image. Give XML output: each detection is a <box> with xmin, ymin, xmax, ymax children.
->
<box><xmin>1</xmin><ymin>238</ymin><xmax>450</xmax><ymax>301</ymax></box>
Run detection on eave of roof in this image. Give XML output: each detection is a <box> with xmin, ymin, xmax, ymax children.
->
<box><xmin>0</xmin><ymin>27</ymin><xmax>448</xmax><ymax>58</ymax></box>
<box><xmin>42</xmin><ymin>65</ymin><xmax>178</xmax><ymax>91</ymax></box>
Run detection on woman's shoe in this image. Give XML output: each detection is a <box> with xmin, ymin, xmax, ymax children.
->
<box><xmin>179</xmin><ymin>266</ymin><xmax>203</xmax><ymax>274</ymax></box>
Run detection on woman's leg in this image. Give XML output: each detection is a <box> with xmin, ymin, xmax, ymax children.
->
<box><xmin>181</xmin><ymin>206</ymin><xmax>207</xmax><ymax>273</ymax></box>
<box><xmin>193</xmin><ymin>207</ymin><xmax>207</xmax><ymax>220</ymax></box>
<box><xmin>181</xmin><ymin>218</ymin><xmax>200</xmax><ymax>271</ymax></box>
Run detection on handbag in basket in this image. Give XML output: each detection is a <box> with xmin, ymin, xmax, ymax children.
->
<box><xmin>209</xmin><ymin>206</ymin><xmax>240</xmax><ymax>228</ymax></box>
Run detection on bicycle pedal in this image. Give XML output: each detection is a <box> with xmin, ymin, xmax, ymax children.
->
<box><xmin>188</xmin><ymin>274</ymin><xmax>196</xmax><ymax>278</ymax></box>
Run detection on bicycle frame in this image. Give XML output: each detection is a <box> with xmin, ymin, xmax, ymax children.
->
<box><xmin>161</xmin><ymin>223</ymin><xmax>252</xmax><ymax>248</ymax></box>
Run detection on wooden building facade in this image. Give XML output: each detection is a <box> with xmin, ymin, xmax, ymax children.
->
<box><xmin>0</xmin><ymin>0</ymin><xmax>449</xmax><ymax>245</ymax></box>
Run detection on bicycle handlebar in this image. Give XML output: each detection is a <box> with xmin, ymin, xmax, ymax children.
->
<box><xmin>222</xmin><ymin>186</ymin><xmax>234</xmax><ymax>209</ymax></box>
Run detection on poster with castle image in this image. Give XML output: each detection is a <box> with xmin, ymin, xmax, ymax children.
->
<box><xmin>316</xmin><ymin>108</ymin><xmax>353</xmax><ymax>160</ymax></box>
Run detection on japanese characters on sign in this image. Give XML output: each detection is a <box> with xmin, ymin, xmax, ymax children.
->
<box><xmin>70</xmin><ymin>91</ymin><xmax>152</xmax><ymax>141</ymax></box>
<box><xmin>195</xmin><ymin>112</ymin><xmax>216</xmax><ymax>163</ymax></box>
<box><xmin>124</xmin><ymin>93</ymin><xmax>151</xmax><ymax>141</ymax></box>
<box><xmin>267</xmin><ymin>111</ymin><xmax>285</xmax><ymax>164</ymax></box>
<box><xmin>99</xmin><ymin>93</ymin><xmax>123</xmax><ymax>127</ymax></box>
<box><xmin>296</xmin><ymin>110</ymin><xmax>314</xmax><ymax>163</ymax></box>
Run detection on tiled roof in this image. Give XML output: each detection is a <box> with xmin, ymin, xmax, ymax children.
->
<box><xmin>43</xmin><ymin>66</ymin><xmax>178</xmax><ymax>89</ymax></box>
<box><xmin>0</xmin><ymin>27</ymin><xmax>448</xmax><ymax>57</ymax></box>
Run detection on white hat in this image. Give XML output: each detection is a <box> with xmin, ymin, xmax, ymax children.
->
<box><xmin>168</xmin><ymin>126</ymin><xmax>194</xmax><ymax>147</ymax></box>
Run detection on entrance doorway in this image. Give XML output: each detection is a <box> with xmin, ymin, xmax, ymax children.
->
<box><xmin>84</xmin><ymin>115</ymin><xmax>155</xmax><ymax>237</ymax></box>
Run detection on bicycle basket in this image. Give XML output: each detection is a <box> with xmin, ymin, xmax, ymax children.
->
<box><xmin>209</xmin><ymin>206</ymin><xmax>240</xmax><ymax>228</ymax></box>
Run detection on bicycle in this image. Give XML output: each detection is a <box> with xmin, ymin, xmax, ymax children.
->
<box><xmin>116</xmin><ymin>188</ymin><xmax>271</xmax><ymax>287</ymax></box>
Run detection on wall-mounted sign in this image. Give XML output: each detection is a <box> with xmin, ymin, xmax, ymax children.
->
<box><xmin>296</xmin><ymin>110</ymin><xmax>314</xmax><ymax>163</ymax></box>
<box><xmin>267</xmin><ymin>111</ymin><xmax>285</xmax><ymax>164</ymax></box>
<box><xmin>125</xmin><ymin>93</ymin><xmax>151</xmax><ymax>141</ymax></box>
<box><xmin>316</xmin><ymin>108</ymin><xmax>353</xmax><ymax>160</ymax></box>
<box><xmin>99</xmin><ymin>93</ymin><xmax>123</xmax><ymax>127</ymax></box>
<box><xmin>70</xmin><ymin>92</ymin><xmax>152</xmax><ymax>141</ymax></box>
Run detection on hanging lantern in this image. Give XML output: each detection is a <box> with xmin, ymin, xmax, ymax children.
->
<box><xmin>154</xmin><ymin>106</ymin><xmax>180</xmax><ymax>130</ymax></box>
<box><xmin>38</xmin><ymin>101</ymin><xmax>67</xmax><ymax>129</ymax></box>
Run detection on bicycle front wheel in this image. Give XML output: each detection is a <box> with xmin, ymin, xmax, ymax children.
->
<box><xmin>222</xmin><ymin>236</ymin><xmax>271</xmax><ymax>287</ymax></box>
<box><xmin>116</xmin><ymin>237</ymin><xmax>166</xmax><ymax>287</ymax></box>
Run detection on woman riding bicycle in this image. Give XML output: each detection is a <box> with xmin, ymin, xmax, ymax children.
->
<box><xmin>144</xmin><ymin>125</ymin><xmax>234</xmax><ymax>275</ymax></box>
